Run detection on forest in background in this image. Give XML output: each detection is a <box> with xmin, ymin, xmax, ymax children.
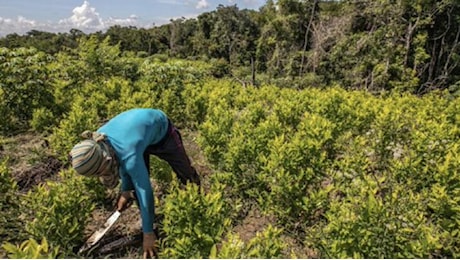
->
<box><xmin>1</xmin><ymin>0</ymin><xmax>460</xmax><ymax>95</ymax></box>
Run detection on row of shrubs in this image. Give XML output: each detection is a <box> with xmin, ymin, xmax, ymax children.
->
<box><xmin>0</xmin><ymin>40</ymin><xmax>288</xmax><ymax>258</ymax></box>
<box><xmin>1</xmin><ymin>39</ymin><xmax>459</xmax><ymax>258</ymax></box>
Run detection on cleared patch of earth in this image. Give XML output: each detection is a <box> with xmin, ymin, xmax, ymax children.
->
<box><xmin>1</xmin><ymin>133</ymin><xmax>62</xmax><ymax>192</ymax></box>
<box><xmin>14</xmin><ymin>155</ymin><xmax>63</xmax><ymax>191</ymax></box>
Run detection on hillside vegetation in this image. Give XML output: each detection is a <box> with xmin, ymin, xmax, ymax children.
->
<box><xmin>1</xmin><ymin>0</ymin><xmax>460</xmax><ymax>258</ymax></box>
<box><xmin>0</xmin><ymin>35</ymin><xmax>459</xmax><ymax>258</ymax></box>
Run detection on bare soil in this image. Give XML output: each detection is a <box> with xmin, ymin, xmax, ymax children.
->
<box><xmin>14</xmin><ymin>155</ymin><xmax>63</xmax><ymax>191</ymax></box>
<box><xmin>1</xmin><ymin>133</ymin><xmax>62</xmax><ymax>192</ymax></box>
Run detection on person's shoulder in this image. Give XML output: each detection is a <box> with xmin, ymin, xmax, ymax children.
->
<box><xmin>114</xmin><ymin>108</ymin><xmax>166</xmax><ymax>121</ymax></box>
<box><xmin>140</xmin><ymin>108</ymin><xmax>166</xmax><ymax>117</ymax></box>
<box><xmin>125</xmin><ymin>108</ymin><xmax>164</xmax><ymax>114</ymax></box>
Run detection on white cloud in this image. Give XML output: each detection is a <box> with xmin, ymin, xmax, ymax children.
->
<box><xmin>105</xmin><ymin>15</ymin><xmax>140</xmax><ymax>27</ymax></box>
<box><xmin>0</xmin><ymin>16</ymin><xmax>51</xmax><ymax>36</ymax></box>
<box><xmin>0</xmin><ymin>1</ymin><xmax>149</xmax><ymax>37</ymax></box>
<box><xmin>196</xmin><ymin>0</ymin><xmax>209</xmax><ymax>9</ymax></box>
<box><xmin>17</xmin><ymin>16</ymin><xmax>37</xmax><ymax>27</ymax></box>
<box><xmin>58</xmin><ymin>2</ymin><xmax>141</xmax><ymax>29</ymax></box>
<box><xmin>59</xmin><ymin>1</ymin><xmax>103</xmax><ymax>28</ymax></box>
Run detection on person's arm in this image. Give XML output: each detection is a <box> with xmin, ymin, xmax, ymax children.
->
<box><xmin>126</xmin><ymin>155</ymin><xmax>158</xmax><ymax>258</ymax></box>
<box><xmin>116</xmin><ymin>168</ymin><xmax>136</xmax><ymax>211</ymax></box>
<box><xmin>120</xmin><ymin>168</ymin><xmax>135</xmax><ymax>192</ymax></box>
<box><xmin>125</xmin><ymin>155</ymin><xmax>155</xmax><ymax>233</ymax></box>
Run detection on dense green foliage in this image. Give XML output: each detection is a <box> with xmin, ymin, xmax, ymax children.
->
<box><xmin>0</xmin><ymin>48</ymin><xmax>55</xmax><ymax>134</ymax></box>
<box><xmin>2</xmin><ymin>238</ymin><xmax>60</xmax><ymax>259</ymax></box>
<box><xmin>1</xmin><ymin>0</ymin><xmax>460</xmax><ymax>94</ymax></box>
<box><xmin>160</xmin><ymin>182</ymin><xmax>232</xmax><ymax>258</ymax></box>
<box><xmin>0</xmin><ymin>159</ymin><xmax>25</xmax><ymax>252</ymax></box>
<box><xmin>210</xmin><ymin>226</ymin><xmax>287</xmax><ymax>258</ymax></box>
<box><xmin>21</xmin><ymin>169</ymin><xmax>105</xmax><ymax>252</ymax></box>
<box><xmin>195</xmin><ymin>79</ymin><xmax>460</xmax><ymax>258</ymax></box>
<box><xmin>0</xmin><ymin>11</ymin><xmax>459</xmax><ymax>258</ymax></box>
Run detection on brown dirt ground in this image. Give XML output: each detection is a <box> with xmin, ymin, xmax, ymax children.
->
<box><xmin>1</xmin><ymin>133</ymin><xmax>62</xmax><ymax>191</ymax></box>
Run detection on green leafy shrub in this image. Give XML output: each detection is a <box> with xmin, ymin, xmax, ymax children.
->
<box><xmin>30</xmin><ymin>107</ymin><xmax>57</xmax><ymax>133</ymax></box>
<box><xmin>209</xmin><ymin>58</ymin><xmax>230</xmax><ymax>78</ymax></box>
<box><xmin>2</xmin><ymin>238</ymin><xmax>60</xmax><ymax>259</ymax></box>
<box><xmin>318</xmin><ymin>176</ymin><xmax>443</xmax><ymax>258</ymax></box>
<box><xmin>0</xmin><ymin>47</ymin><xmax>55</xmax><ymax>134</ymax></box>
<box><xmin>72</xmin><ymin>36</ymin><xmax>123</xmax><ymax>80</ymax></box>
<box><xmin>0</xmin><ymin>159</ymin><xmax>26</xmax><ymax>254</ymax></box>
<box><xmin>182</xmin><ymin>80</ymin><xmax>214</xmax><ymax>129</ymax></box>
<box><xmin>102</xmin><ymin>77</ymin><xmax>142</xmax><ymax>117</ymax></box>
<box><xmin>199</xmin><ymin>104</ymin><xmax>235</xmax><ymax>167</ymax></box>
<box><xmin>21</xmin><ymin>169</ymin><xmax>99</xmax><ymax>254</ymax></box>
<box><xmin>149</xmin><ymin>155</ymin><xmax>175</xmax><ymax>186</ymax></box>
<box><xmin>151</xmin><ymin>53</ymin><xmax>169</xmax><ymax>63</ymax></box>
<box><xmin>425</xmin><ymin>143</ymin><xmax>460</xmax><ymax>257</ymax></box>
<box><xmin>210</xmin><ymin>225</ymin><xmax>286</xmax><ymax>258</ymax></box>
<box><xmin>160</xmin><ymin>182</ymin><xmax>232</xmax><ymax>258</ymax></box>
<box><xmin>261</xmin><ymin>112</ymin><xmax>334</xmax><ymax>227</ymax></box>
<box><xmin>48</xmin><ymin>97</ymin><xmax>100</xmax><ymax>161</ymax></box>
<box><xmin>137</xmin><ymin>61</ymin><xmax>204</xmax><ymax>127</ymax></box>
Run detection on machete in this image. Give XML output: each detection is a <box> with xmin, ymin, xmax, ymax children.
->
<box><xmin>78</xmin><ymin>210</ymin><xmax>121</xmax><ymax>254</ymax></box>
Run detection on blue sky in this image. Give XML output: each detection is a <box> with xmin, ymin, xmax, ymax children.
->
<box><xmin>0</xmin><ymin>0</ymin><xmax>266</xmax><ymax>36</ymax></box>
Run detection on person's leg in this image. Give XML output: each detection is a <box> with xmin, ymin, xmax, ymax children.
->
<box><xmin>146</xmin><ymin>124</ymin><xmax>200</xmax><ymax>186</ymax></box>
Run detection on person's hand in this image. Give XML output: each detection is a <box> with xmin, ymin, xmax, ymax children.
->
<box><xmin>116</xmin><ymin>191</ymin><xmax>135</xmax><ymax>212</ymax></box>
<box><xmin>143</xmin><ymin>232</ymin><xmax>158</xmax><ymax>259</ymax></box>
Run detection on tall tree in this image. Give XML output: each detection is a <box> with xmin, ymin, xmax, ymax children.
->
<box><xmin>414</xmin><ymin>0</ymin><xmax>460</xmax><ymax>93</ymax></box>
<box><xmin>169</xmin><ymin>17</ymin><xmax>198</xmax><ymax>58</ymax></box>
<box><xmin>299</xmin><ymin>0</ymin><xmax>320</xmax><ymax>75</ymax></box>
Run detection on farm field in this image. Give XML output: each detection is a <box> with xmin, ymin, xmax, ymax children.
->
<box><xmin>1</xmin><ymin>41</ymin><xmax>459</xmax><ymax>259</ymax></box>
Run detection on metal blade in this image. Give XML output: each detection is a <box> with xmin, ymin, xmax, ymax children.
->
<box><xmin>78</xmin><ymin>210</ymin><xmax>121</xmax><ymax>254</ymax></box>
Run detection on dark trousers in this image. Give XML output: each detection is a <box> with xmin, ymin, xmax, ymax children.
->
<box><xmin>143</xmin><ymin>120</ymin><xmax>200</xmax><ymax>186</ymax></box>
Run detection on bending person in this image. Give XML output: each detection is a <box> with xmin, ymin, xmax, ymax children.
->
<box><xmin>69</xmin><ymin>108</ymin><xmax>200</xmax><ymax>258</ymax></box>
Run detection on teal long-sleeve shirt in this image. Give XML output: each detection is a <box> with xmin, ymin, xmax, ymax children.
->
<box><xmin>97</xmin><ymin>108</ymin><xmax>169</xmax><ymax>233</ymax></box>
